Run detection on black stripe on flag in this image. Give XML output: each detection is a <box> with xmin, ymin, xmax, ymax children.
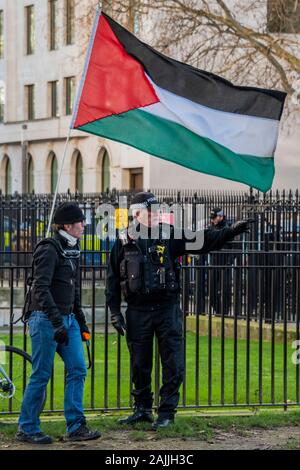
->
<box><xmin>104</xmin><ymin>14</ymin><xmax>286</xmax><ymax>121</ymax></box>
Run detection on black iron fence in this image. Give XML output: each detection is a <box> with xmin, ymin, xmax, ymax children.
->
<box><xmin>1</xmin><ymin>253</ymin><xmax>300</xmax><ymax>415</ymax></box>
<box><xmin>1</xmin><ymin>250</ymin><xmax>299</xmax><ymax>322</ymax></box>
<box><xmin>1</xmin><ymin>189</ymin><xmax>300</xmax><ymax>264</ymax></box>
<box><xmin>0</xmin><ymin>188</ymin><xmax>300</xmax><ymax>414</ymax></box>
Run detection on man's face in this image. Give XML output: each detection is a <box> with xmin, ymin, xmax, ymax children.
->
<box><xmin>211</xmin><ymin>215</ymin><xmax>224</xmax><ymax>226</ymax></box>
<box><xmin>64</xmin><ymin>220</ymin><xmax>86</xmax><ymax>239</ymax></box>
<box><xmin>136</xmin><ymin>207</ymin><xmax>160</xmax><ymax>227</ymax></box>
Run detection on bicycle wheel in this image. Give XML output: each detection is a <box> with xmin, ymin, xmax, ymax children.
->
<box><xmin>0</xmin><ymin>345</ymin><xmax>46</xmax><ymax>414</ymax></box>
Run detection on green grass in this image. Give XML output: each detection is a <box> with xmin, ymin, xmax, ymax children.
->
<box><xmin>129</xmin><ymin>430</ymin><xmax>149</xmax><ymax>441</ymax></box>
<box><xmin>281</xmin><ymin>438</ymin><xmax>300</xmax><ymax>450</ymax></box>
<box><xmin>1</xmin><ymin>411</ymin><xmax>300</xmax><ymax>442</ymax></box>
<box><xmin>0</xmin><ymin>331</ymin><xmax>299</xmax><ymax>414</ymax></box>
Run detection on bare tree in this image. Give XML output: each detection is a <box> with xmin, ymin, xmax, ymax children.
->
<box><xmin>75</xmin><ymin>0</ymin><xmax>300</xmax><ymax>126</ymax></box>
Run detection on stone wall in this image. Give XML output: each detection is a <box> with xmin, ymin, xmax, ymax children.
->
<box><xmin>186</xmin><ymin>315</ymin><xmax>297</xmax><ymax>344</ymax></box>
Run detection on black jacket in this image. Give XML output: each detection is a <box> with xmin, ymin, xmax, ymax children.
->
<box><xmin>28</xmin><ymin>232</ymin><xmax>82</xmax><ymax>323</ymax></box>
<box><xmin>106</xmin><ymin>223</ymin><xmax>237</xmax><ymax>313</ymax></box>
<box><xmin>210</xmin><ymin>218</ymin><xmax>228</xmax><ymax>231</ymax></box>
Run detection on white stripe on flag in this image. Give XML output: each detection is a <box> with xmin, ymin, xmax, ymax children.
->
<box><xmin>142</xmin><ymin>75</ymin><xmax>279</xmax><ymax>158</ymax></box>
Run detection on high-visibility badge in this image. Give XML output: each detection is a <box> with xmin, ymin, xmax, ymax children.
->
<box><xmin>115</xmin><ymin>208</ymin><xmax>128</xmax><ymax>230</ymax></box>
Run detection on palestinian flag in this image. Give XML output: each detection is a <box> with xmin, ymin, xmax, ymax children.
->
<box><xmin>71</xmin><ymin>8</ymin><xmax>287</xmax><ymax>192</ymax></box>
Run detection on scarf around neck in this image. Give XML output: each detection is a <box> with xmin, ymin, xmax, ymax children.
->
<box><xmin>58</xmin><ymin>229</ymin><xmax>78</xmax><ymax>247</ymax></box>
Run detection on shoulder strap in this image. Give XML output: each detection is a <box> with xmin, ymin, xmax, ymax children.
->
<box><xmin>33</xmin><ymin>237</ymin><xmax>62</xmax><ymax>257</ymax></box>
<box><xmin>119</xmin><ymin>229</ymin><xmax>130</xmax><ymax>246</ymax></box>
<box><xmin>33</xmin><ymin>237</ymin><xmax>80</xmax><ymax>259</ymax></box>
<box><xmin>28</xmin><ymin>238</ymin><xmax>61</xmax><ymax>287</ymax></box>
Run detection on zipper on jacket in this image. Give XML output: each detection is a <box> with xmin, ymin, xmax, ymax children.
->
<box><xmin>69</xmin><ymin>259</ymin><xmax>75</xmax><ymax>272</ymax></box>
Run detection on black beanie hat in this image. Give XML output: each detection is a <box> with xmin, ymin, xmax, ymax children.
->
<box><xmin>53</xmin><ymin>202</ymin><xmax>86</xmax><ymax>225</ymax></box>
<box><xmin>129</xmin><ymin>192</ymin><xmax>158</xmax><ymax>210</ymax></box>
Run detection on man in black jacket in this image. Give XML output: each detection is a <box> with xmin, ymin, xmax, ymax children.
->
<box><xmin>209</xmin><ymin>207</ymin><xmax>233</xmax><ymax>316</ymax></box>
<box><xmin>106</xmin><ymin>192</ymin><xmax>250</xmax><ymax>430</ymax></box>
<box><xmin>210</xmin><ymin>207</ymin><xmax>227</xmax><ymax>230</ymax></box>
<box><xmin>17</xmin><ymin>202</ymin><xmax>101</xmax><ymax>444</ymax></box>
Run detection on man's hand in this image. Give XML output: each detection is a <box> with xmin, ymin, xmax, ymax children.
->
<box><xmin>51</xmin><ymin>314</ymin><xmax>69</xmax><ymax>345</ymax></box>
<box><xmin>75</xmin><ymin>310</ymin><xmax>91</xmax><ymax>341</ymax></box>
<box><xmin>80</xmin><ymin>323</ymin><xmax>91</xmax><ymax>342</ymax></box>
<box><xmin>111</xmin><ymin>311</ymin><xmax>126</xmax><ymax>336</ymax></box>
<box><xmin>53</xmin><ymin>324</ymin><xmax>69</xmax><ymax>345</ymax></box>
<box><xmin>230</xmin><ymin>219</ymin><xmax>254</xmax><ymax>236</ymax></box>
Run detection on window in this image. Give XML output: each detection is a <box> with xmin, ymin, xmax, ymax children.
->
<box><xmin>0</xmin><ymin>10</ymin><xmax>4</xmax><ymax>58</ymax></box>
<box><xmin>50</xmin><ymin>153</ymin><xmax>58</xmax><ymax>193</ymax></box>
<box><xmin>49</xmin><ymin>80</ymin><xmax>59</xmax><ymax>117</ymax></box>
<box><xmin>27</xmin><ymin>154</ymin><xmax>34</xmax><ymax>193</ymax></box>
<box><xmin>101</xmin><ymin>150</ymin><xmax>110</xmax><ymax>191</ymax></box>
<box><xmin>267</xmin><ymin>0</ymin><xmax>300</xmax><ymax>33</ymax></box>
<box><xmin>0</xmin><ymin>85</ymin><xmax>4</xmax><ymax>122</ymax></box>
<box><xmin>65</xmin><ymin>76</ymin><xmax>75</xmax><ymax>115</ymax></box>
<box><xmin>25</xmin><ymin>85</ymin><xmax>35</xmax><ymax>120</ymax></box>
<box><xmin>5</xmin><ymin>157</ymin><xmax>12</xmax><ymax>195</ymax></box>
<box><xmin>49</xmin><ymin>0</ymin><xmax>58</xmax><ymax>50</ymax></box>
<box><xmin>129</xmin><ymin>168</ymin><xmax>143</xmax><ymax>190</ymax></box>
<box><xmin>66</xmin><ymin>0</ymin><xmax>75</xmax><ymax>45</ymax></box>
<box><xmin>26</xmin><ymin>5</ymin><xmax>35</xmax><ymax>55</ymax></box>
<box><xmin>75</xmin><ymin>152</ymin><xmax>83</xmax><ymax>193</ymax></box>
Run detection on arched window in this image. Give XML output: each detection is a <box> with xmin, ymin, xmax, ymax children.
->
<box><xmin>75</xmin><ymin>151</ymin><xmax>83</xmax><ymax>193</ymax></box>
<box><xmin>27</xmin><ymin>154</ymin><xmax>34</xmax><ymax>193</ymax></box>
<box><xmin>102</xmin><ymin>150</ymin><xmax>110</xmax><ymax>192</ymax></box>
<box><xmin>50</xmin><ymin>153</ymin><xmax>58</xmax><ymax>193</ymax></box>
<box><xmin>5</xmin><ymin>157</ymin><xmax>12</xmax><ymax>195</ymax></box>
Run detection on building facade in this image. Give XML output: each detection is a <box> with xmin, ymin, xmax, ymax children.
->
<box><xmin>0</xmin><ymin>0</ymin><xmax>299</xmax><ymax>195</ymax></box>
<box><xmin>0</xmin><ymin>0</ymin><xmax>153</xmax><ymax>195</ymax></box>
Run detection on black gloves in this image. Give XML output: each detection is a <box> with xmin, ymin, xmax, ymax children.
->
<box><xmin>230</xmin><ymin>219</ymin><xmax>254</xmax><ymax>236</ymax></box>
<box><xmin>75</xmin><ymin>309</ymin><xmax>91</xmax><ymax>341</ymax></box>
<box><xmin>51</xmin><ymin>314</ymin><xmax>69</xmax><ymax>345</ymax></box>
<box><xmin>53</xmin><ymin>324</ymin><xmax>69</xmax><ymax>345</ymax></box>
<box><xmin>111</xmin><ymin>311</ymin><xmax>126</xmax><ymax>336</ymax></box>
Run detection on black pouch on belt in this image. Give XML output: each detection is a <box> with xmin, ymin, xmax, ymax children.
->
<box><xmin>126</xmin><ymin>257</ymin><xmax>142</xmax><ymax>293</ymax></box>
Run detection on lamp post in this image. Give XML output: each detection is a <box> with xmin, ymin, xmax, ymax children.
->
<box><xmin>21</xmin><ymin>123</ymin><xmax>28</xmax><ymax>193</ymax></box>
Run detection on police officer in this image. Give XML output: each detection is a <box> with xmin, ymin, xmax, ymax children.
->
<box><xmin>210</xmin><ymin>207</ymin><xmax>227</xmax><ymax>230</ymax></box>
<box><xmin>17</xmin><ymin>202</ymin><xmax>101</xmax><ymax>444</ymax></box>
<box><xmin>209</xmin><ymin>207</ymin><xmax>232</xmax><ymax>316</ymax></box>
<box><xmin>106</xmin><ymin>192</ymin><xmax>250</xmax><ymax>430</ymax></box>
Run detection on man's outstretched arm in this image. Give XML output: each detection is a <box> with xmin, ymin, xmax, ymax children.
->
<box><xmin>171</xmin><ymin>220</ymin><xmax>252</xmax><ymax>257</ymax></box>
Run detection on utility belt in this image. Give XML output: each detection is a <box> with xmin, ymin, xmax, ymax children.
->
<box><xmin>120</xmin><ymin>241</ymin><xmax>180</xmax><ymax>297</ymax></box>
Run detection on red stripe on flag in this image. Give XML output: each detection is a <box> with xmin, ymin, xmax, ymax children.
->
<box><xmin>73</xmin><ymin>14</ymin><xmax>159</xmax><ymax>128</ymax></box>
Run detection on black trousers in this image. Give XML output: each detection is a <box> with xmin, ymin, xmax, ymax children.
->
<box><xmin>125</xmin><ymin>303</ymin><xmax>184</xmax><ymax>418</ymax></box>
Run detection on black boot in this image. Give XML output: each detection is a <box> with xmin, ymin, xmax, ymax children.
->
<box><xmin>152</xmin><ymin>416</ymin><xmax>174</xmax><ymax>431</ymax></box>
<box><xmin>66</xmin><ymin>424</ymin><xmax>101</xmax><ymax>441</ymax></box>
<box><xmin>15</xmin><ymin>431</ymin><xmax>53</xmax><ymax>444</ymax></box>
<box><xmin>118</xmin><ymin>406</ymin><xmax>154</xmax><ymax>425</ymax></box>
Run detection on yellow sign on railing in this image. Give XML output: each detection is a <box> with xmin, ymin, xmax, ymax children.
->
<box><xmin>115</xmin><ymin>208</ymin><xmax>128</xmax><ymax>230</ymax></box>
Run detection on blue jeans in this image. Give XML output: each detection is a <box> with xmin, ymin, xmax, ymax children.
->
<box><xmin>18</xmin><ymin>311</ymin><xmax>87</xmax><ymax>435</ymax></box>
